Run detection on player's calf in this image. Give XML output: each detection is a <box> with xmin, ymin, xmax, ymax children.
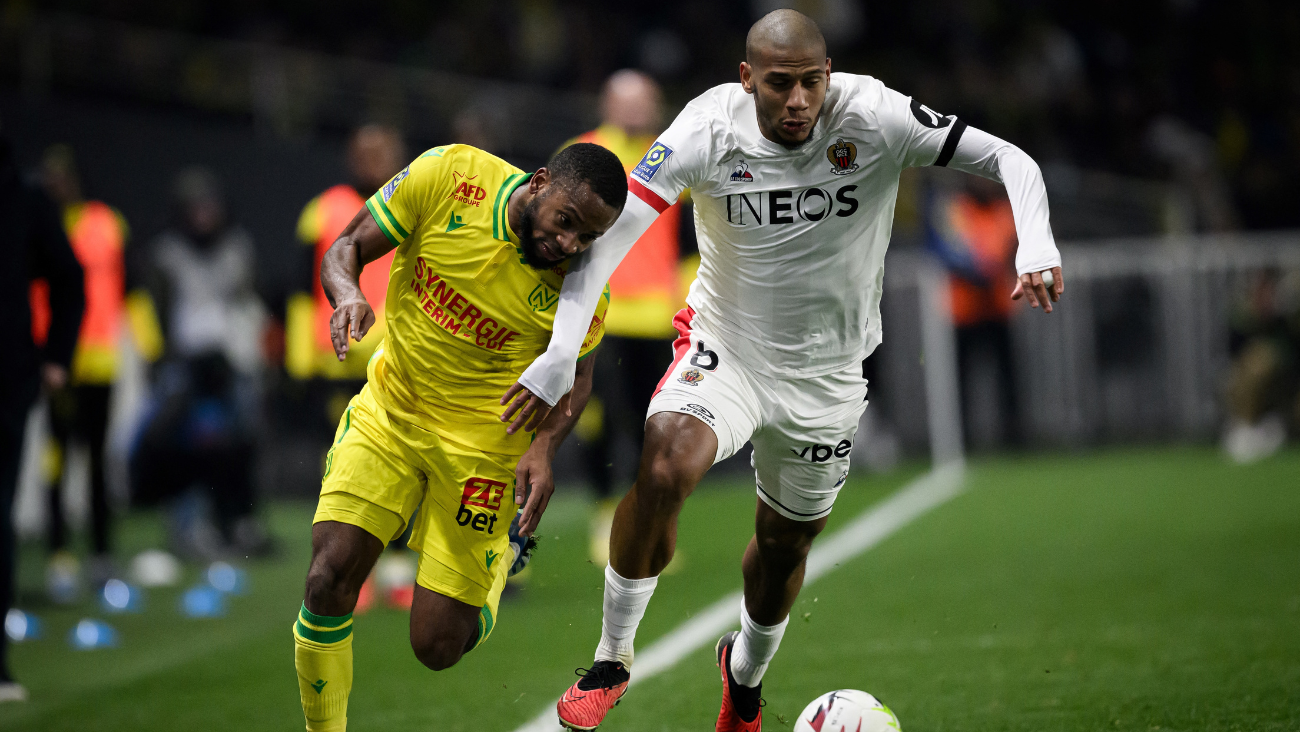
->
<box><xmin>296</xmin><ymin>521</ymin><xmax>385</xmax><ymax>732</ymax></box>
<box><xmin>609</xmin><ymin>413</ymin><xmax>717</xmax><ymax>577</ymax></box>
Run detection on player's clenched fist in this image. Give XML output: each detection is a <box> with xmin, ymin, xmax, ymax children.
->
<box><xmin>329</xmin><ymin>298</ymin><xmax>375</xmax><ymax>360</ymax></box>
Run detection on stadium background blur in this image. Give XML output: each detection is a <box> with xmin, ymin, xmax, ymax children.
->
<box><xmin>1</xmin><ymin>1</ymin><xmax>1298</xmax><ymax>730</ymax></box>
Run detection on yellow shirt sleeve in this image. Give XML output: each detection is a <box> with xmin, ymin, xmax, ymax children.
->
<box><xmin>364</xmin><ymin>146</ymin><xmax>453</xmax><ymax>247</ymax></box>
<box><xmin>577</xmin><ymin>283</ymin><xmax>611</xmax><ymax>360</ymax></box>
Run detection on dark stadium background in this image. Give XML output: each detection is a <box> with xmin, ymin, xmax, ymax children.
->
<box><xmin>2</xmin><ymin>3</ymin><xmax>1299</xmax><ymax>731</ymax></box>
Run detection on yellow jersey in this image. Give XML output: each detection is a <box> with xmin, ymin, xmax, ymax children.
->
<box><xmin>363</xmin><ymin>144</ymin><xmax>608</xmax><ymax>455</ymax></box>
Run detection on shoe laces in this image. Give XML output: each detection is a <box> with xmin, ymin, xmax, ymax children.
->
<box><xmin>574</xmin><ymin>661</ymin><xmax>628</xmax><ymax>691</ymax></box>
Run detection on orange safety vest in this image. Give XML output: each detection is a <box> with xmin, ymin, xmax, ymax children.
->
<box><xmin>29</xmin><ymin>201</ymin><xmax>127</xmax><ymax>384</ymax></box>
<box><xmin>568</xmin><ymin>125</ymin><xmax>683</xmax><ymax>339</ymax></box>
<box><xmin>945</xmin><ymin>195</ymin><xmax>1019</xmax><ymax>327</ymax></box>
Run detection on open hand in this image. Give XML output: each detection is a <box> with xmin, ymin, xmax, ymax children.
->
<box><xmin>499</xmin><ymin>382</ymin><xmax>554</xmax><ymax>435</ymax></box>
<box><xmin>329</xmin><ymin>299</ymin><xmax>375</xmax><ymax>360</ymax></box>
<box><xmin>513</xmin><ymin>444</ymin><xmax>555</xmax><ymax>536</ymax></box>
<box><xmin>1011</xmin><ymin>266</ymin><xmax>1064</xmax><ymax>313</ymax></box>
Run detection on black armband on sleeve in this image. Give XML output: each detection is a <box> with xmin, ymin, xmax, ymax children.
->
<box><xmin>934</xmin><ymin>119</ymin><xmax>968</xmax><ymax>168</ymax></box>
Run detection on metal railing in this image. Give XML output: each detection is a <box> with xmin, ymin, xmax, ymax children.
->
<box><xmin>874</xmin><ymin>232</ymin><xmax>1300</xmax><ymax>453</ymax></box>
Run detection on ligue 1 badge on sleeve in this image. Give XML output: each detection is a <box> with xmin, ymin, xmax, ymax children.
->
<box><xmin>632</xmin><ymin>143</ymin><xmax>674</xmax><ymax>183</ymax></box>
<box><xmin>827</xmin><ymin>138</ymin><xmax>859</xmax><ymax>175</ymax></box>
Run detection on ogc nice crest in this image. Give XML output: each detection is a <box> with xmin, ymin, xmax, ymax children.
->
<box><xmin>826</xmin><ymin>138</ymin><xmax>859</xmax><ymax>175</ymax></box>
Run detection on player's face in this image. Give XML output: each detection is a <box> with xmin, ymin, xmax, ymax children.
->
<box><xmin>741</xmin><ymin>50</ymin><xmax>831</xmax><ymax>148</ymax></box>
<box><xmin>519</xmin><ymin>178</ymin><xmax>620</xmax><ymax>270</ymax></box>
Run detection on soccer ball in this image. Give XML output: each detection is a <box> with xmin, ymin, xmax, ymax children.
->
<box><xmin>792</xmin><ymin>689</ymin><xmax>901</xmax><ymax>732</ymax></box>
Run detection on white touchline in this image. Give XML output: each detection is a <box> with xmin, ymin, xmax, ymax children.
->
<box><xmin>512</xmin><ymin>464</ymin><xmax>966</xmax><ymax>732</ymax></box>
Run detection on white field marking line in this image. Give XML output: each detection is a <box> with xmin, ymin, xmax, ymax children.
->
<box><xmin>512</xmin><ymin>464</ymin><xmax>966</xmax><ymax>732</ymax></box>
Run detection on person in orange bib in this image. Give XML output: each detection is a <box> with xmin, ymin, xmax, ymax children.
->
<box><xmin>926</xmin><ymin>174</ymin><xmax>1023</xmax><ymax>447</ymax></box>
<box><xmin>558</xmin><ymin>71</ymin><xmax>698</xmax><ymax>564</ymax></box>
<box><xmin>287</xmin><ymin>125</ymin><xmax>406</xmax><ymax>448</ymax></box>
<box><xmin>35</xmin><ymin>145</ymin><xmax>131</xmax><ymax>594</ymax></box>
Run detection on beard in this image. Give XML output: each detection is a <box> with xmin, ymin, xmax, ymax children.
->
<box><xmin>518</xmin><ymin>195</ymin><xmax>569</xmax><ymax>270</ymax></box>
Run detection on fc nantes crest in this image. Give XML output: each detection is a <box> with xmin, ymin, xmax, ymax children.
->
<box><xmin>528</xmin><ymin>282</ymin><xmax>559</xmax><ymax>312</ymax></box>
<box><xmin>827</xmin><ymin>138</ymin><xmax>859</xmax><ymax>175</ymax></box>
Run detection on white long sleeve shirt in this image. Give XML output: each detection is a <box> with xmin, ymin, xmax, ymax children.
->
<box><xmin>521</xmin><ymin>74</ymin><xmax>1060</xmax><ymax>404</ymax></box>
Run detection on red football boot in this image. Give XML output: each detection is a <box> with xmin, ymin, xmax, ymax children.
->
<box><xmin>556</xmin><ymin>661</ymin><xmax>630</xmax><ymax>731</ymax></box>
<box><xmin>715</xmin><ymin>631</ymin><xmax>764</xmax><ymax>732</ymax></box>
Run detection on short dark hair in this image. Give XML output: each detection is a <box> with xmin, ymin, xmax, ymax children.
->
<box><xmin>549</xmin><ymin>142</ymin><xmax>627</xmax><ymax>211</ymax></box>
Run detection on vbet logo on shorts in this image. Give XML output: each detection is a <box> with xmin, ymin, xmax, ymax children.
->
<box><xmin>790</xmin><ymin>440</ymin><xmax>853</xmax><ymax>462</ymax></box>
<box><xmin>632</xmin><ymin>143</ymin><xmax>674</xmax><ymax>183</ymax></box>
<box><xmin>457</xmin><ymin>477</ymin><xmax>505</xmax><ymax>535</ymax></box>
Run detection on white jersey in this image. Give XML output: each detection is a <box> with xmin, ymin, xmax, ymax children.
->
<box><xmin>633</xmin><ymin>74</ymin><xmax>974</xmax><ymax>376</ymax></box>
<box><xmin>520</xmin><ymin>73</ymin><xmax>1060</xmax><ymax>403</ymax></box>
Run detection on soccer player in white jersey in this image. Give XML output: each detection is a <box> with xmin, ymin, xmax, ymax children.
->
<box><xmin>500</xmin><ymin>10</ymin><xmax>1064</xmax><ymax>731</ymax></box>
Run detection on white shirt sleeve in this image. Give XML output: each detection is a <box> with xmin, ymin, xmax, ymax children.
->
<box><xmin>874</xmin><ymin>84</ymin><xmax>966</xmax><ymax>169</ymax></box>
<box><xmin>941</xmin><ymin>125</ymin><xmax>1061</xmax><ymax>276</ymax></box>
<box><xmin>515</xmin><ymin>197</ymin><xmax>661</xmax><ymax>404</ymax></box>
<box><xmin>516</xmin><ymin>106</ymin><xmax>712</xmax><ymax>405</ymax></box>
<box><xmin>874</xmin><ymin>81</ymin><xmax>1060</xmax><ymax>276</ymax></box>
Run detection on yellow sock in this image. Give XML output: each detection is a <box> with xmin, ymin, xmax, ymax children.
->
<box><xmin>294</xmin><ymin>604</ymin><xmax>354</xmax><ymax>732</ymax></box>
<box><xmin>468</xmin><ymin>560</ymin><xmax>509</xmax><ymax>653</ymax></box>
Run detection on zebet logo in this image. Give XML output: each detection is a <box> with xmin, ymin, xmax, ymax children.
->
<box><xmin>791</xmin><ymin>440</ymin><xmax>853</xmax><ymax>462</ymax></box>
<box><xmin>725</xmin><ymin>185</ymin><xmax>858</xmax><ymax>226</ymax></box>
<box><xmin>456</xmin><ymin>477</ymin><xmax>505</xmax><ymax>534</ymax></box>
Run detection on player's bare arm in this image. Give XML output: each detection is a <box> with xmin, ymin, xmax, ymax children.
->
<box><xmin>319</xmin><ymin>208</ymin><xmax>396</xmax><ymax>360</ymax></box>
<box><xmin>513</xmin><ymin>349</ymin><xmax>597</xmax><ymax>536</ymax></box>
<box><xmin>499</xmin><ymin>167</ymin><xmax>621</xmax><ymax>435</ymax></box>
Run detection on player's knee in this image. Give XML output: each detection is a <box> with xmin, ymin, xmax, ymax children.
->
<box><xmin>638</xmin><ymin>453</ymin><xmax>696</xmax><ymax>512</ymax></box>
<box><xmin>755</xmin><ymin>518</ymin><xmax>822</xmax><ymax>564</ymax></box>
<box><xmin>304</xmin><ymin>559</ymin><xmax>356</xmax><ymax>615</ymax></box>
<box><xmin>410</xmin><ymin>631</ymin><xmax>467</xmax><ymax>672</ymax></box>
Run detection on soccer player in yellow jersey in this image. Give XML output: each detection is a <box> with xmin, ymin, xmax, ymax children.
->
<box><xmin>292</xmin><ymin>141</ymin><xmax>627</xmax><ymax>732</ymax></box>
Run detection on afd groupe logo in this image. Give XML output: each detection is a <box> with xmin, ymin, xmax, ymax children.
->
<box><xmin>632</xmin><ymin>143</ymin><xmax>674</xmax><ymax>184</ymax></box>
<box><xmin>790</xmin><ymin>440</ymin><xmax>853</xmax><ymax>463</ymax></box>
<box><xmin>528</xmin><ymin>282</ymin><xmax>559</xmax><ymax>312</ymax></box>
<box><xmin>381</xmin><ymin>166</ymin><xmax>411</xmax><ymax>202</ymax></box>
<box><xmin>456</xmin><ymin>477</ymin><xmax>505</xmax><ymax>534</ymax></box>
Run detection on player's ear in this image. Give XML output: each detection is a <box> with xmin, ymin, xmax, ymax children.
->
<box><xmin>740</xmin><ymin>62</ymin><xmax>754</xmax><ymax>93</ymax></box>
<box><xmin>530</xmin><ymin>168</ymin><xmax>550</xmax><ymax>194</ymax></box>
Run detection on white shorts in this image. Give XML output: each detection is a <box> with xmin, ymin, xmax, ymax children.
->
<box><xmin>647</xmin><ymin>308</ymin><xmax>869</xmax><ymax>521</ymax></box>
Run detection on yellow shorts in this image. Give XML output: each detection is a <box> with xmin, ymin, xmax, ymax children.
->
<box><xmin>313</xmin><ymin>383</ymin><xmax>517</xmax><ymax>645</ymax></box>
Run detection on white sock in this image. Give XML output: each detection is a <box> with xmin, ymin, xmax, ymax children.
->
<box><xmin>730</xmin><ymin>600</ymin><xmax>788</xmax><ymax>687</ymax></box>
<box><xmin>594</xmin><ymin>564</ymin><xmax>658</xmax><ymax>667</ymax></box>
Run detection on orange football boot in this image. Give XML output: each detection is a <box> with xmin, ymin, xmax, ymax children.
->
<box><xmin>716</xmin><ymin>631</ymin><xmax>764</xmax><ymax>732</ymax></box>
<box><xmin>556</xmin><ymin>661</ymin><xmax>630</xmax><ymax>731</ymax></box>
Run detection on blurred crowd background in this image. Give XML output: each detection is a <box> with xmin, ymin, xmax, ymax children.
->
<box><xmin>0</xmin><ymin>0</ymin><xmax>1298</xmax><ymax>644</ymax></box>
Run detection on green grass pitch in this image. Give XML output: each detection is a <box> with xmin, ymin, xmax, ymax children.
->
<box><xmin>3</xmin><ymin>446</ymin><xmax>1297</xmax><ymax>731</ymax></box>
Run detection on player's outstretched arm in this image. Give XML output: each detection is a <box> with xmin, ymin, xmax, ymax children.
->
<box><xmin>944</xmin><ymin>125</ymin><xmax>1065</xmax><ymax>313</ymax></box>
<box><xmin>319</xmin><ymin>207</ymin><xmax>397</xmax><ymax>360</ymax></box>
<box><xmin>500</xmin><ymin>194</ymin><xmax>662</xmax><ymax>426</ymax></box>
<box><xmin>512</xmin><ymin>349</ymin><xmax>599</xmax><ymax>536</ymax></box>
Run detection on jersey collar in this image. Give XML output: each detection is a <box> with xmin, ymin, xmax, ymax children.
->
<box><xmin>492</xmin><ymin>172</ymin><xmax>531</xmax><ymax>244</ymax></box>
